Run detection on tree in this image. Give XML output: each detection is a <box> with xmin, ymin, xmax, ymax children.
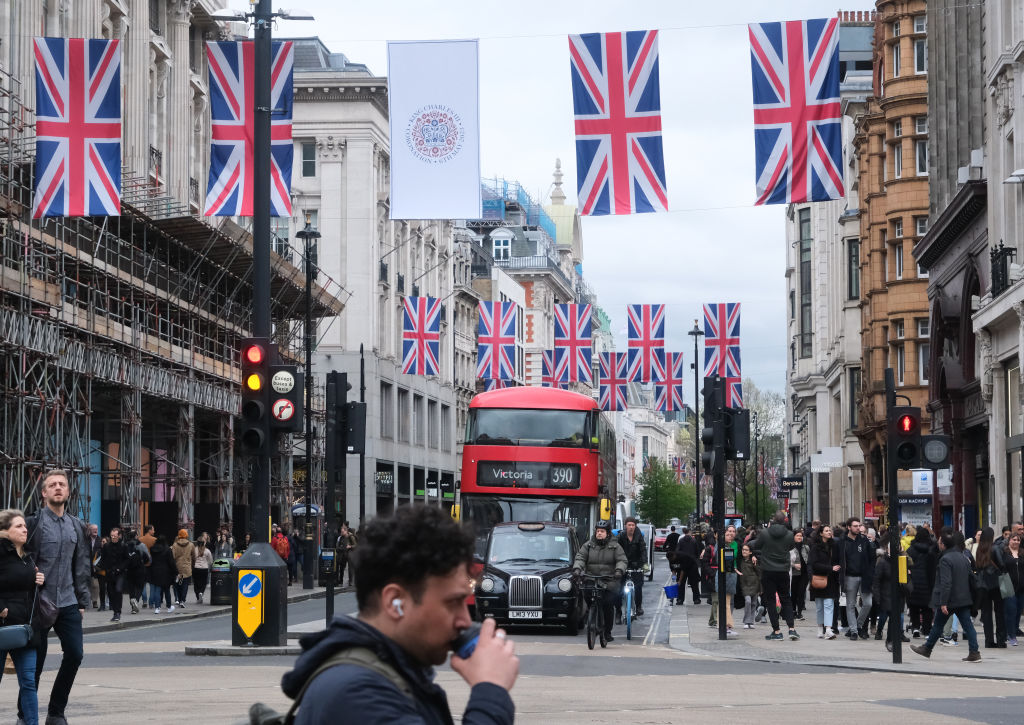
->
<box><xmin>634</xmin><ymin>457</ymin><xmax>696</xmax><ymax>527</ymax></box>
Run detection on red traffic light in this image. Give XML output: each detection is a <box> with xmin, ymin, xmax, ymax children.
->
<box><xmin>245</xmin><ymin>344</ymin><xmax>265</xmax><ymax>365</ymax></box>
<box><xmin>898</xmin><ymin>414</ymin><xmax>916</xmax><ymax>433</ymax></box>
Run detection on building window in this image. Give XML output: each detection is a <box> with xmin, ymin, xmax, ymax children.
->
<box><xmin>894</xmin><ymin>143</ymin><xmax>902</xmax><ymax>178</ymax></box>
<box><xmin>892</xmin><ymin>21</ymin><xmax>901</xmax><ymax>37</ymax></box>
<box><xmin>849</xmin><ymin>367</ymin><xmax>861</xmax><ymax>429</ymax></box>
<box><xmin>493</xmin><ymin>237</ymin><xmax>510</xmax><ymax>261</ymax></box>
<box><xmin>914</xmin><ymin>39</ymin><xmax>927</xmax><ymax>73</ymax></box>
<box><xmin>918</xmin><ymin>343</ymin><xmax>930</xmax><ymax>385</ymax></box>
<box><xmin>380</xmin><ymin>382</ymin><xmax>394</xmax><ymax>438</ymax></box>
<box><xmin>413</xmin><ymin>394</ymin><xmax>425</xmax><ymax>446</ymax></box>
<box><xmin>789</xmin><ymin>290</ymin><xmax>796</xmax><ymax>320</ymax></box>
<box><xmin>916</xmin><ymin>139</ymin><xmax>929</xmax><ymax>175</ymax></box>
<box><xmin>893</xmin><ymin>119</ymin><xmax>902</xmax><ymax>137</ymax></box>
<box><xmin>894</xmin><ymin>218</ymin><xmax>903</xmax><ymax>238</ymax></box>
<box><xmin>893</xmin><ymin>42</ymin><xmax>901</xmax><ymax>77</ymax></box>
<box><xmin>913</xmin><ymin>15</ymin><xmax>926</xmax><ymax>33</ymax></box>
<box><xmin>799</xmin><ymin>208</ymin><xmax>812</xmax><ymax>358</ymax></box>
<box><xmin>882</xmin><ymin>249</ymin><xmax>888</xmax><ymax>282</ymax></box>
<box><xmin>918</xmin><ymin>262</ymin><xmax>929</xmax><ymax>279</ymax></box>
<box><xmin>427</xmin><ymin>399</ymin><xmax>438</xmax><ymax>448</ymax></box>
<box><xmin>441</xmin><ymin>404</ymin><xmax>452</xmax><ymax>451</ymax></box>
<box><xmin>847</xmin><ymin>238</ymin><xmax>860</xmax><ymax>300</ymax></box>
<box><xmin>301</xmin><ymin>142</ymin><xmax>316</xmax><ymax>177</ymax></box>
<box><xmin>917</xmin><ymin>318</ymin><xmax>930</xmax><ymax>338</ymax></box>
<box><xmin>915</xmin><ymin>116</ymin><xmax>928</xmax><ymax>134</ymax></box>
<box><xmin>271</xmin><ymin>217</ymin><xmax>290</xmax><ymax>258</ymax></box>
<box><xmin>895</xmin><ymin>243</ymin><xmax>904</xmax><ymax>280</ymax></box>
<box><xmin>397</xmin><ymin>388</ymin><xmax>410</xmax><ymax>442</ymax></box>
<box><xmin>915</xmin><ymin>216</ymin><xmax>928</xmax><ymax>236</ymax></box>
<box><xmin>894</xmin><ymin>319</ymin><xmax>905</xmax><ymax>339</ymax></box>
<box><xmin>897</xmin><ymin>344</ymin><xmax>906</xmax><ymax>385</ymax></box>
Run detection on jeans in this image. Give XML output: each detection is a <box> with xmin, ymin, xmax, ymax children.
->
<box><xmin>148</xmin><ymin>585</ymin><xmax>172</xmax><ymax>608</ymax></box>
<box><xmin>108</xmin><ymin>575</ymin><xmax>124</xmax><ymax>614</ymax></box>
<box><xmin>1</xmin><ymin>644</ymin><xmax>38</xmax><ymax>724</ymax></box>
<box><xmin>762</xmin><ymin>570</ymin><xmax>794</xmax><ymax>632</ymax></box>
<box><xmin>1004</xmin><ymin>593</ymin><xmax>1024</xmax><ymax>638</ymax></box>
<box><xmin>743</xmin><ymin>595</ymin><xmax>756</xmax><ymax>625</ymax></box>
<box><xmin>877</xmin><ymin>612</ymin><xmax>904</xmax><ymax>643</ymax></box>
<box><xmin>909</xmin><ymin>604</ymin><xmax>934</xmax><ymax>634</ymax></box>
<box><xmin>924</xmin><ymin>607</ymin><xmax>979</xmax><ymax>652</ymax></box>
<box><xmin>815</xmin><ymin>596</ymin><xmax>834</xmax><ymax>628</ymax></box>
<box><xmin>677</xmin><ymin>559</ymin><xmax>701</xmax><ymax>604</ymax></box>
<box><xmin>600</xmin><ymin>587</ymin><xmax>617</xmax><ymax>637</ymax></box>
<box><xmin>193</xmin><ymin>568</ymin><xmax>210</xmax><ymax>597</ymax></box>
<box><xmin>174</xmin><ymin>575</ymin><xmax>192</xmax><ymax>604</ymax></box>
<box><xmin>32</xmin><ymin>604</ymin><xmax>83</xmax><ymax>718</ymax></box>
<box><xmin>843</xmin><ymin>575</ymin><xmax>873</xmax><ymax>630</ymax></box>
<box><xmin>790</xmin><ymin>573</ymin><xmax>807</xmax><ymax>614</ymax></box>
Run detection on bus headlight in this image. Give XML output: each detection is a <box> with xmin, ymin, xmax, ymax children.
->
<box><xmin>557</xmin><ymin>577</ymin><xmax>572</xmax><ymax>593</ymax></box>
<box><xmin>480</xmin><ymin>577</ymin><xmax>495</xmax><ymax>593</ymax></box>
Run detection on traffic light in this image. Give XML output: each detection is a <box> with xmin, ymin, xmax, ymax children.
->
<box><xmin>269</xmin><ymin>363</ymin><xmax>304</xmax><ymax>433</ymax></box>
<box><xmin>920</xmin><ymin>434</ymin><xmax>952</xmax><ymax>468</ymax></box>
<box><xmin>701</xmin><ymin>376</ymin><xmax>725</xmax><ymax>476</ymax></box>
<box><xmin>724</xmin><ymin>408</ymin><xmax>750</xmax><ymax>461</ymax></box>
<box><xmin>344</xmin><ymin>401</ymin><xmax>367</xmax><ymax>454</ymax></box>
<box><xmin>888</xmin><ymin>405</ymin><xmax>921</xmax><ymax>469</ymax></box>
<box><xmin>240</xmin><ymin>337</ymin><xmax>271</xmax><ymax>455</ymax></box>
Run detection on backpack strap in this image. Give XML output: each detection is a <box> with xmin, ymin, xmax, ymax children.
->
<box><xmin>282</xmin><ymin>646</ymin><xmax>414</xmax><ymax>724</ymax></box>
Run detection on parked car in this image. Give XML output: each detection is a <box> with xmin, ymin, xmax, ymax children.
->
<box><xmin>654</xmin><ymin>528</ymin><xmax>669</xmax><ymax>551</ymax></box>
<box><xmin>473</xmin><ymin>521</ymin><xmax>584</xmax><ymax>634</ymax></box>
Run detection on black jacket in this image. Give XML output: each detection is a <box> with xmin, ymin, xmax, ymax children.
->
<box><xmin>25</xmin><ymin>509</ymin><xmax>92</xmax><ymax>610</ymax></box>
<box><xmin>872</xmin><ymin>553</ymin><xmax>911</xmax><ymax>611</ymax></box>
<box><xmin>838</xmin><ymin>533</ymin><xmax>874</xmax><ymax>578</ymax></box>
<box><xmin>616</xmin><ymin>530</ymin><xmax>647</xmax><ymax>567</ymax></box>
<box><xmin>674</xmin><ymin>534</ymin><xmax>700</xmax><ymax>564</ymax></box>
<box><xmin>807</xmin><ymin>538</ymin><xmax>840</xmax><ymax>600</ymax></box>
<box><xmin>100</xmin><ymin>539</ymin><xmax>132</xmax><ymax>580</ymax></box>
<box><xmin>906</xmin><ymin>540</ymin><xmax>935</xmax><ymax>607</ymax></box>
<box><xmin>148</xmin><ymin>542</ymin><xmax>177</xmax><ymax>589</ymax></box>
<box><xmin>283</xmin><ymin>615</ymin><xmax>514</xmax><ymax>725</ymax></box>
<box><xmin>0</xmin><ymin>539</ymin><xmax>41</xmax><ymax>647</ymax></box>
<box><xmin>931</xmin><ymin>547</ymin><xmax>974</xmax><ymax>610</ymax></box>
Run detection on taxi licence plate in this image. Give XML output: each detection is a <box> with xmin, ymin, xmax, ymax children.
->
<box><xmin>508</xmin><ymin>610</ymin><xmax>542</xmax><ymax>619</ymax></box>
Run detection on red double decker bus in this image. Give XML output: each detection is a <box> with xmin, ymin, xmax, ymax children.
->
<box><xmin>460</xmin><ymin>386</ymin><xmax>617</xmax><ymax>554</ymax></box>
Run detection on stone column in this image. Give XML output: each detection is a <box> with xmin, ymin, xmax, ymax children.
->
<box><xmin>71</xmin><ymin>0</ymin><xmax>99</xmax><ymax>38</ymax></box>
<box><xmin>166</xmin><ymin>1</ymin><xmax>192</xmax><ymax>204</ymax></box>
<box><xmin>124</xmin><ymin>0</ymin><xmax>150</xmax><ymax>178</ymax></box>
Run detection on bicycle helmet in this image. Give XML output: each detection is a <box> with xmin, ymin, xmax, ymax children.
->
<box><xmin>595</xmin><ymin>519</ymin><xmax>612</xmax><ymax>533</ymax></box>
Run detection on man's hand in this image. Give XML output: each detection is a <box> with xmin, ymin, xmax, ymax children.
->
<box><xmin>35</xmin><ymin>570</ymin><xmax>45</xmax><ymax>586</ymax></box>
<box><xmin>450</xmin><ymin>617</ymin><xmax>519</xmax><ymax>691</ymax></box>
<box><xmin>832</xmin><ymin>565</ymin><xmax>841</xmax><ymax>572</ymax></box>
<box><xmin>941</xmin><ymin>605</ymin><xmax>949</xmax><ymax>615</ymax></box>
<box><xmin>642</xmin><ymin>563</ymin><xmax>651</xmax><ymax>574</ymax></box>
<box><xmin>0</xmin><ymin>607</ymin><xmax>7</xmax><ymax>618</ymax></box>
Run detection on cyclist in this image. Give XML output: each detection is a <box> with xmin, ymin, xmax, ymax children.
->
<box><xmin>616</xmin><ymin>516</ymin><xmax>650</xmax><ymax>620</ymax></box>
<box><xmin>573</xmin><ymin>520</ymin><xmax>627</xmax><ymax>642</ymax></box>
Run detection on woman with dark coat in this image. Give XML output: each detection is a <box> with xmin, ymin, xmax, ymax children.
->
<box><xmin>873</xmin><ymin>534</ymin><xmax>912</xmax><ymax>651</ymax></box>
<box><xmin>807</xmin><ymin>525</ymin><xmax>841</xmax><ymax>639</ymax></box>
<box><xmin>147</xmin><ymin>536</ymin><xmax>177</xmax><ymax>612</ymax></box>
<box><xmin>0</xmin><ymin>508</ymin><xmax>46</xmax><ymax>725</ymax></box>
<box><xmin>975</xmin><ymin>526</ymin><xmax>1008</xmax><ymax>647</ymax></box>
<box><xmin>100</xmin><ymin>527</ymin><xmax>131</xmax><ymax>622</ymax></box>
<box><xmin>790</xmin><ymin>529</ymin><xmax>810</xmax><ymax>620</ymax></box>
<box><xmin>906</xmin><ymin>528</ymin><xmax>935</xmax><ymax>637</ymax></box>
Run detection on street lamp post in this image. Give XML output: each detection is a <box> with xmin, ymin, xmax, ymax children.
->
<box><xmin>296</xmin><ymin>213</ymin><xmax>320</xmax><ymax>590</ymax></box>
<box><xmin>687</xmin><ymin>320</ymin><xmax>704</xmax><ymax>521</ymax></box>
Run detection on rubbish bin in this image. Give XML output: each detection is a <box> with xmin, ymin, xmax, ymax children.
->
<box><xmin>210</xmin><ymin>559</ymin><xmax>234</xmax><ymax>605</ymax></box>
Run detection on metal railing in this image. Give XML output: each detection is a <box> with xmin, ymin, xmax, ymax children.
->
<box><xmin>379</xmin><ymin>261</ymin><xmax>389</xmax><ymax>284</ymax></box>
<box><xmin>397</xmin><ymin>273</ymin><xmax>405</xmax><ymax>294</ymax></box>
<box><xmin>494</xmin><ymin>255</ymin><xmax>573</xmax><ymax>292</ymax></box>
<box><xmin>991</xmin><ymin>241</ymin><xmax>1016</xmax><ymax>299</ymax></box>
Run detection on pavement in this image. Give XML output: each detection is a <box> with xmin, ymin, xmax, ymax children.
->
<box><xmin>666</xmin><ymin>592</ymin><xmax>1024</xmax><ymax>681</ymax></box>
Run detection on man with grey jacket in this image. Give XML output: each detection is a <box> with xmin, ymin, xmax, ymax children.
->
<box><xmin>23</xmin><ymin>468</ymin><xmax>92</xmax><ymax>725</ymax></box>
<box><xmin>911</xmin><ymin>531</ymin><xmax>981</xmax><ymax>662</ymax></box>
<box><xmin>573</xmin><ymin>520</ymin><xmax>627</xmax><ymax>642</ymax></box>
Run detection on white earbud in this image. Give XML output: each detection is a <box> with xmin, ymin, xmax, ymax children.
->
<box><xmin>391</xmin><ymin>598</ymin><xmax>405</xmax><ymax>617</ymax></box>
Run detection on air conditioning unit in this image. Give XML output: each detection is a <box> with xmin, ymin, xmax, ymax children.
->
<box><xmin>1010</xmin><ymin>262</ymin><xmax>1024</xmax><ymax>283</ymax></box>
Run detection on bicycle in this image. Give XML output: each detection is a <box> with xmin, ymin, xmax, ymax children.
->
<box><xmin>578</xmin><ymin>573</ymin><xmax>615</xmax><ymax>650</ymax></box>
<box><xmin>621</xmin><ymin>568</ymin><xmax>643</xmax><ymax>640</ymax></box>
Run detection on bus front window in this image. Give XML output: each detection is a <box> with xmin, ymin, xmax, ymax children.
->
<box><xmin>467</xmin><ymin>409</ymin><xmax>588</xmax><ymax>448</ymax></box>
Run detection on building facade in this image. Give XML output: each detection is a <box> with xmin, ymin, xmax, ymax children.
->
<box><xmin>853</xmin><ymin>0</ymin><xmax>933</xmax><ymax>515</ymax></box>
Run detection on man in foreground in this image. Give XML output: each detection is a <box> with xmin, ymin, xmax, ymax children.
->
<box><xmin>911</xmin><ymin>531</ymin><xmax>981</xmax><ymax>663</ymax></box>
<box><xmin>281</xmin><ymin>506</ymin><xmax>517</xmax><ymax>724</ymax></box>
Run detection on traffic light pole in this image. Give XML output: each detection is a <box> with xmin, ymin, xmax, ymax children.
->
<box><xmin>689</xmin><ymin>321</ymin><xmax>704</xmax><ymax>520</ymax></box>
<box><xmin>884</xmin><ymin>368</ymin><xmax>902</xmax><ymax>665</ymax></box>
<box><xmin>701</xmin><ymin>375</ymin><xmax>728</xmax><ymax>641</ymax></box>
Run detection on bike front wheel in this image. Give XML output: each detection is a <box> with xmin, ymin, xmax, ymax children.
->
<box><xmin>586</xmin><ymin>602</ymin><xmax>597</xmax><ymax>650</ymax></box>
<box><xmin>624</xmin><ymin>588</ymin><xmax>633</xmax><ymax>640</ymax></box>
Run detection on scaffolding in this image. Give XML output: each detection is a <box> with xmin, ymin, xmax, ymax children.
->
<box><xmin>0</xmin><ymin>63</ymin><xmax>342</xmax><ymax>534</ymax></box>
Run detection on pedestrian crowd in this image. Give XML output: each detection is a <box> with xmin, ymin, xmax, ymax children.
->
<box><xmin>0</xmin><ymin>466</ymin><xmax>360</xmax><ymax>724</ymax></box>
<box><xmin>666</xmin><ymin>511</ymin><xmax>1024</xmax><ymax>664</ymax></box>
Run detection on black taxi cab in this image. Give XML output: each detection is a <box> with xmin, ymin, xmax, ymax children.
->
<box><xmin>473</xmin><ymin>521</ymin><xmax>584</xmax><ymax>634</ymax></box>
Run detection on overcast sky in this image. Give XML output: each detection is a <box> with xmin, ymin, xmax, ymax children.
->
<box><xmin>276</xmin><ymin>0</ymin><xmax>875</xmax><ymax>395</ymax></box>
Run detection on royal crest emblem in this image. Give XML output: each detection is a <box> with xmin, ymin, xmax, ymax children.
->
<box><xmin>406</xmin><ymin>105</ymin><xmax>464</xmax><ymax>163</ymax></box>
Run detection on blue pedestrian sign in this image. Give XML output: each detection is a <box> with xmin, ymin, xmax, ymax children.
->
<box><xmin>239</xmin><ymin>572</ymin><xmax>262</xmax><ymax>598</ymax></box>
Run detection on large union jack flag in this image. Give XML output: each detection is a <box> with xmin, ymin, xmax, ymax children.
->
<box><xmin>33</xmin><ymin>38</ymin><xmax>121</xmax><ymax>218</ymax></box>
<box><xmin>569</xmin><ymin>30</ymin><xmax>668</xmax><ymax>216</ymax></box>
<box><xmin>703</xmin><ymin>303</ymin><xmax>741</xmax><ymax>379</ymax></box>
<box><xmin>749</xmin><ymin>18</ymin><xmax>843</xmax><ymax>205</ymax></box>
<box><xmin>476</xmin><ymin>302</ymin><xmax>517</xmax><ymax>380</ymax></box>
<box><xmin>654</xmin><ymin>352</ymin><xmax>685</xmax><ymax>412</ymax></box>
<box><xmin>626</xmin><ymin>304</ymin><xmax>666</xmax><ymax>381</ymax></box>
<box><xmin>402</xmin><ymin>296</ymin><xmax>441</xmax><ymax>376</ymax></box>
<box><xmin>599</xmin><ymin>352</ymin><xmax>628</xmax><ymax>411</ymax></box>
<box><xmin>204</xmin><ymin>41</ymin><xmax>294</xmax><ymax>216</ymax></box>
<box><xmin>553</xmin><ymin>304</ymin><xmax>593</xmax><ymax>383</ymax></box>
<box><xmin>484</xmin><ymin>379</ymin><xmax>514</xmax><ymax>392</ymax></box>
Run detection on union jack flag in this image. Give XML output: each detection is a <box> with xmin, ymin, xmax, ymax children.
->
<box><xmin>401</xmin><ymin>296</ymin><xmax>441</xmax><ymax>376</ymax></box>
<box><xmin>569</xmin><ymin>30</ymin><xmax>668</xmax><ymax>216</ymax></box>
<box><xmin>204</xmin><ymin>41</ymin><xmax>294</xmax><ymax>216</ymax></box>
<box><xmin>749</xmin><ymin>18</ymin><xmax>843</xmax><ymax>205</ymax></box>
<box><xmin>540</xmin><ymin>349</ymin><xmax>568</xmax><ymax>389</ymax></box>
<box><xmin>484</xmin><ymin>379</ymin><xmax>514</xmax><ymax>392</ymax></box>
<box><xmin>654</xmin><ymin>352</ymin><xmax>685</xmax><ymax>412</ymax></box>
<box><xmin>553</xmin><ymin>304</ymin><xmax>593</xmax><ymax>383</ymax></box>
<box><xmin>626</xmin><ymin>304</ymin><xmax>666</xmax><ymax>381</ymax></box>
<box><xmin>671</xmin><ymin>456</ymin><xmax>686</xmax><ymax>484</ymax></box>
<box><xmin>476</xmin><ymin>301</ymin><xmax>517</xmax><ymax>380</ymax></box>
<box><xmin>33</xmin><ymin>38</ymin><xmax>121</xmax><ymax>218</ymax></box>
<box><xmin>725</xmin><ymin>374</ymin><xmax>743</xmax><ymax>408</ymax></box>
<box><xmin>598</xmin><ymin>352</ymin><xmax>628</xmax><ymax>411</ymax></box>
<box><xmin>703</xmin><ymin>303</ymin><xmax>741</xmax><ymax>380</ymax></box>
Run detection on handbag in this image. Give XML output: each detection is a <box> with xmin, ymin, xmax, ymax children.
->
<box><xmin>0</xmin><ymin>585</ymin><xmax>39</xmax><ymax>650</ymax></box>
<box><xmin>998</xmin><ymin>571</ymin><xmax>1015</xmax><ymax>600</ymax></box>
<box><xmin>811</xmin><ymin>574</ymin><xmax>829</xmax><ymax>590</ymax></box>
<box><xmin>33</xmin><ymin>587</ymin><xmax>59</xmax><ymax>630</ymax></box>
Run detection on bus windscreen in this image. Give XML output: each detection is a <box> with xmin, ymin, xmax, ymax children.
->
<box><xmin>466</xmin><ymin>409</ymin><xmax>588</xmax><ymax>448</ymax></box>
